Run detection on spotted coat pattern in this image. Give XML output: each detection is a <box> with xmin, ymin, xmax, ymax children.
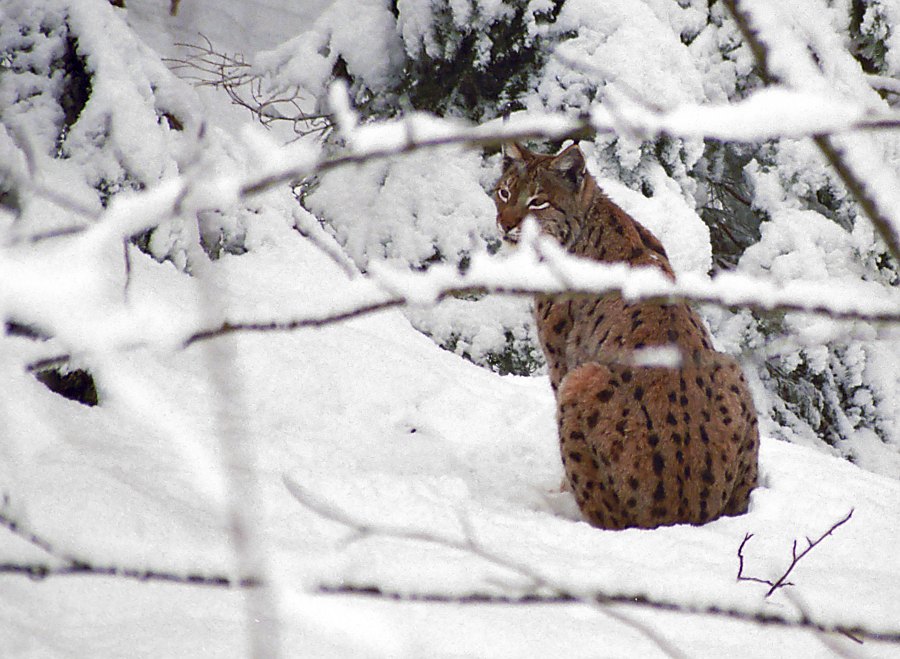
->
<box><xmin>494</xmin><ymin>143</ymin><xmax>759</xmax><ymax>529</ymax></box>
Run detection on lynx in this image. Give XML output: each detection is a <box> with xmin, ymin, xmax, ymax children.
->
<box><xmin>494</xmin><ymin>143</ymin><xmax>759</xmax><ymax>529</ymax></box>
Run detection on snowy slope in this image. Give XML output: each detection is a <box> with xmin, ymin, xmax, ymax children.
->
<box><xmin>2</xmin><ymin>1</ymin><xmax>900</xmax><ymax>658</ymax></box>
<box><xmin>3</xmin><ymin>212</ymin><xmax>900</xmax><ymax>657</ymax></box>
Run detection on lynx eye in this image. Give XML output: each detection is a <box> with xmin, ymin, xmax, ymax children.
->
<box><xmin>528</xmin><ymin>197</ymin><xmax>550</xmax><ymax>210</ymax></box>
<box><xmin>497</xmin><ymin>187</ymin><xmax>510</xmax><ymax>202</ymax></box>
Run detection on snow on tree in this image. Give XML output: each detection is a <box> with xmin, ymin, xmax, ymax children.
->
<box><xmin>2</xmin><ymin>0</ymin><xmax>900</xmax><ymax>655</ymax></box>
<box><xmin>247</xmin><ymin>0</ymin><xmax>900</xmax><ymax>473</ymax></box>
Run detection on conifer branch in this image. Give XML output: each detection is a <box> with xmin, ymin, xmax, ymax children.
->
<box><xmin>722</xmin><ymin>0</ymin><xmax>900</xmax><ymax>262</ymax></box>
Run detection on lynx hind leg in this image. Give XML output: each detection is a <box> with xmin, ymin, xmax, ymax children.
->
<box><xmin>723</xmin><ymin>424</ymin><xmax>760</xmax><ymax>517</ymax></box>
<box><xmin>556</xmin><ymin>362</ymin><xmax>632</xmax><ymax>529</ymax></box>
<box><xmin>707</xmin><ymin>353</ymin><xmax>761</xmax><ymax>518</ymax></box>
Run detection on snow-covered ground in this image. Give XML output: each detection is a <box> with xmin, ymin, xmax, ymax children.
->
<box><xmin>2</xmin><ymin>1</ymin><xmax>900</xmax><ymax>657</ymax></box>
<box><xmin>3</xmin><ymin>207</ymin><xmax>900</xmax><ymax>657</ymax></box>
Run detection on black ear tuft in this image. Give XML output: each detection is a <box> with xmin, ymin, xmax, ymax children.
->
<box><xmin>502</xmin><ymin>142</ymin><xmax>529</xmax><ymax>171</ymax></box>
<box><xmin>549</xmin><ymin>144</ymin><xmax>586</xmax><ymax>188</ymax></box>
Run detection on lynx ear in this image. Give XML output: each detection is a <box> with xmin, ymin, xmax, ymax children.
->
<box><xmin>502</xmin><ymin>142</ymin><xmax>530</xmax><ymax>170</ymax></box>
<box><xmin>549</xmin><ymin>144</ymin><xmax>586</xmax><ymax>188</ymax></box>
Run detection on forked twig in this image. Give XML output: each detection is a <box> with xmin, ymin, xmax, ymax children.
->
<box><xmin>163</xmin><ymin>35</ymin><xmax>333</xmax><ymax>140</ymax></box>
<box><xmin>737</xmin><ymin>509</ymin><xmax>855</xmax><ymax>597</ymax></box>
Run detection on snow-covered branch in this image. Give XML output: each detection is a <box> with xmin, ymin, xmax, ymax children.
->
<box><xmin>237</xmin><ymin>95</ymin><xmax>900</xmax><ymax>201</ymax></box>
<box><xmin>195</xmin><ymin>268</ymin><xmax>284</xmax><ymax>657</ymax></box>
<box><xmin>284</xmin><ymin>476</ymin><xmax>687</xmax><ymax>659</ymax></box>
<box><xmin>722</xmin><ymin>0</ymin><xmax>900</xmax><ymax>262</ymax></box>
<box><xmin>183</xmin><ymin>234</ymin><xmax>900</xmax><ymax>349</ymax></box>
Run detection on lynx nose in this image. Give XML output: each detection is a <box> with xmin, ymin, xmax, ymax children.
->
<box><xmin>498</xmin><ymin>207</ymin><xmax>524</xmax><ymax>235</ymax></box>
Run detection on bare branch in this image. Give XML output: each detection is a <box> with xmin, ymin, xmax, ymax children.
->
<box><xmin>736</xmin><ymin>533</ymin><xmax>790</xmax><ymax>589</ymax></box>
<box><xmin>183</xmin><ymin>298</ymin><xmax>406</xmax><ymax>348</ymax></box>
<box><xmin>0</xmin><ymin>507</ymin><xmax>257</xmax><ymax>587</ymax></box>
<box><xmin>164</xmin><ymin>36</ymin><xmax>333</xmax><ymax>140</ymax></box>
<box><xmin>2</xmin><ymin>498</ymin><xmax>895</xmax><ymax>646</ymax></box>
<box><xmin>736</xmin><ymin>510</ymin><xmax>855</xmax><ymax>597</ymax></box>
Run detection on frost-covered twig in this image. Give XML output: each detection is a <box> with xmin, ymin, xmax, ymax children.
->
<box><xmin>737</xmin><ymin>510</ymin><xmax>854</xmax><ymax>597</ymax></box>
<box><xmin>722</xmin><ymin>0</ymin><xmax>900</xmax><ymax>262</ymax></box>
<box><xmin>164</xmin><ymin>35</ymin><xmax>332</xmax><ymax>140</ymax></box>
<box><xmin>236</xmin><ymin>102</ymin><xmax>900</xmax><ymax>200</ymax></box>
<box><xmin>783</xmin><ymin>591</ymin><xmax>862</xmax><ymax>657</ymax></box>
<box><xmin>15</xmin><ymin>233</ymin><xmax>899</xmax><ymax>373</ymax></box>
<box><xmin>185</xmin><ymin>171</ymin><xmax>283</xmax><ymax>656</ymax></box>
<box><xmin>182</xmin><ymin>244</ymin><xmax>900</xmax><ymax>349</ymax></box>
<box><xmin>0</xmin><ymin>507</ymin><xmax>257</xmax><ymax>587</ymax></box>
<box><xmin>183</xmin><ymin>281</ymin><xmax>900</xmax><ymax>349</ymax></box>
<box><xmin>200</xmin><ymin>336</ymin><xmax>283</xmax><ymax>656</ymax></box>
<box><xmin>292</xmin><ymin>208</ymin><xmax>358</xmax><ymax>279</ymax></box>
<box><xmin>868</xmin><ymin>74</ymin><xmax>900</xmax><ymax>97</ymax></box>
<box><xmin>1</xmin><ymin>126</ymin><xmax>100</xmax><ymax>241</ymax></box>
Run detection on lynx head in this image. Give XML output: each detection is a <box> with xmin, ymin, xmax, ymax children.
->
<box><xmin>493</xmin><ymin>142</ymin><xmax>589</xmax><ymax>244</ymax></box>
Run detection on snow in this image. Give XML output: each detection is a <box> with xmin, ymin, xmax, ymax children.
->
<box><xmin>2</xmin><ymin>0</ymin><xmax>900</xmax><ymax>657</ymax></box>
<box><xmin>253</xmin><ymin>0</ymin><xmax>403</xmax><ymax>100</ymax></box>
<box><xmin>618</xmin><ymin>88</ymin><xmax>868</xmax><ymax>141</ymax></box>
<box><xmin>3</xmin><ymin>221</ymin><xmax>900</xmax><ymax>655</ymax></box>
<box><xmin>304</xmin><ymin>141</ymin><xmax>497</xmax><ymax>270</ymax></box>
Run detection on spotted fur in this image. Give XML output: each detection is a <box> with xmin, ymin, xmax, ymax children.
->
<box><xmin>494</xmin><ymin>143</ymin><xmax>759</xmax><ymax>529</ymax></box>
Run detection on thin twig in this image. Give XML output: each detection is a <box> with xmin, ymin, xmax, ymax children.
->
<box><xmin>322</xmin><ymin>583</ymin><xmax>900</xmax><ymax>644</ymax></box>
<box><xmin>765</xmin><ymin>510</ymin><xmax>854</xmax><ymax>597</ymax></box>
<box><xmin>0</xmin><ymin>508</ymin><xmax>257</xmax><ymax>587</ymax></box>
<box><xmin>783</xmin><ymin>591</ymin><xmax>863</xmax><ymax>658</ymax></box>
<box><xmin>737</xmin><ymin>533</ymin><xmax>790</xmax><ymax>589</ymax></box>
<box><xmin>2</xmin><ymin>501</ymin><xmax>896</xmax><ymax>644</ymax></box>
<box><xmin>164</xmin><ymin>35</ymin><xmax>333</xmax><ymax>140</ymax></box>
<box><xmin>736</xmin><ymin>510</ymin><xmax>854</xmax><ymax>597</ymax></box>
<box><xmin>292</xmin><ymin>211</ymin><xmax>359</xmax><ymax>279</ymax></box>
